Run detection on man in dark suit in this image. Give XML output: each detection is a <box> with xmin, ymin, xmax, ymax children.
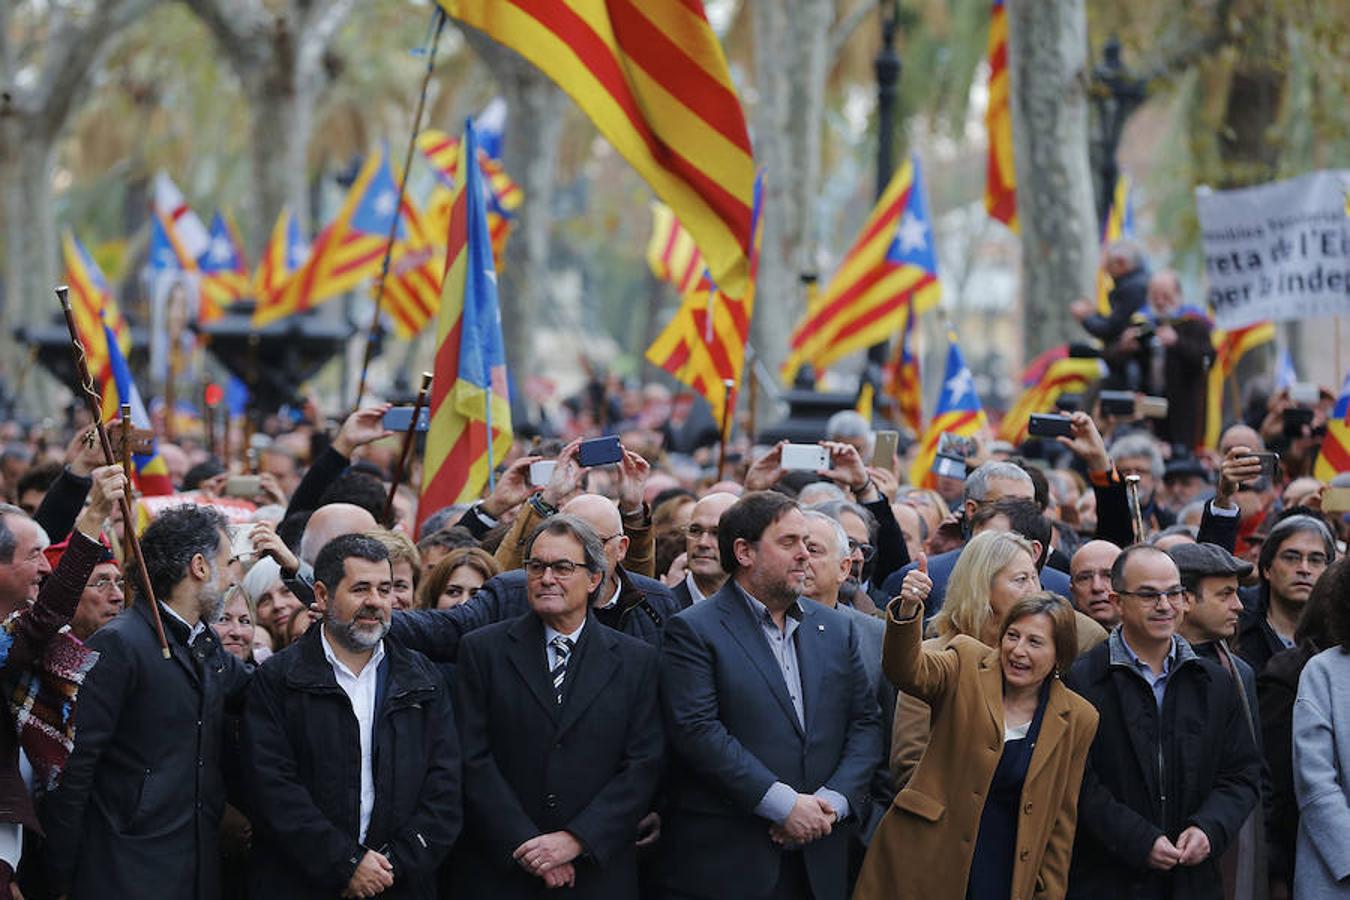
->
<box><xmin>660</xmin><ymin>491</ymin><xmax>883</xmax><ymax>900</ymax></box>
<box><xmin>672</xmin><ymin>492</ymin><xmax>739</xmax><ymax>609</ymax></box>
<box><xmin>454</xmin><ymin>515</ymin><xmax>664</xmax><ymax>897</ymax></box>
<box><xmin>42</xmin><ymin>504</ymin><xmax>250</xmax><ymax>900</ymax></box>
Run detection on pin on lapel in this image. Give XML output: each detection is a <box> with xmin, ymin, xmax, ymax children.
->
<box><xmin>818</xmin><ymin>624</ymin><xmax>825</xmax><ymax>632</ymax></box>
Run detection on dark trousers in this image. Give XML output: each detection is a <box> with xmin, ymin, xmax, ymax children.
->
<box><xmin>769</xmin><ymin>852</ymin><xmax>813</xmax><ymax>900</ymax></box>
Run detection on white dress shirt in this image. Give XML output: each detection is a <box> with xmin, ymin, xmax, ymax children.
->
<box><xmin>160</xmin><ymin>602</ymin><xmax>208</xmax><ymax>644</ymax></box>
<box><xmin>544</xmin><ymin>620</ymin><xmax>586</xmax><ymax>670</ymax></box>
<box><xmin>320</xmin><ymin>628</ymin><xmax>386</xmax><ymax>843</ymax></box>
<box><xmin>683</xmin><ymin>571</ymin><xmax>708</xmax><ymax>605</ymax></box>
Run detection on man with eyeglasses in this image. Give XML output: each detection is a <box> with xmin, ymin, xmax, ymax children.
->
<box><xmin>672</xmin><ymin>492</ymin><xmax>739</xmax><ymax>609</ymax></box>
<box><xmin>1070</xmin><ymin>540</ymin><xmax>1123</xmax><ymax>629</ymax></box>
<box><xmin>1064</xmin><ymin>544</ymin><xmax>1260</xmax><ymax>900</ymax></box>
<box><xmin>1236</xmin><ymin>514</ymin><xmax>1336</xmax><ymax>674</ymax></box>
<box><xmin>1168</xmin><ymin>541</ymin><xmax>1269</xmax><ymax>900</ymax></box>
<box><xmin>69</xmin><ymin>551</ymin><xmax>124</xmax><ymax>642</ymax></box>
<box><xmin>451</xmin><ymin>515</ymin><xmax>663</xmax><ymax>896</ymax></box>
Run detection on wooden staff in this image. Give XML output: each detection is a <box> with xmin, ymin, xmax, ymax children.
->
<box><xmin>221</xmin><ymin>404</ymin><xmax>232</xmax><ymax>465</ymax></box>
<box><xmin>1124</xmin><ymin>474</ymin><xmax>1147</xmax><ymax>544</ymax></box>
<box><xmin>716</xmin><ymin>379</ymin><xmax>736</xmax><ymax>482</ymax></box>
<box><xmin>55</xmin><ymin>286</ymin><xmax>170</xmax><ymax>659</ymax></box>
<box><xmin>746</xmin><ymin>349</ymin><xmax>759</xmax><ymax>442</ymax></box>
<box><xmin>355</xmin><ymin>8</ymin><xmax>447</xmax><ymax>408</ymax></box>
<box><xmin>203</xmin><ymin>386</ymin><xmax>217</xmax><ymax>459</ymax></box>
<box><xmin>384</xmin><ymin>372</ymin><xmax>433</xmax><ymax>524</ymax></box>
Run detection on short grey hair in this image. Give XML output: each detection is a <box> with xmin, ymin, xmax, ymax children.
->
<box><xmin>812</xmin><ymin>499</ymin><xmax>878</xmax><ymax>542</ymax></box>
<box><xmin>797</xmin><ymin>482</ymin><xmax>846</xmax><ymax>506</ymax></box>
<box><xmin>802</xmin><ymin>509</ymin><xmax>850</xmax><ymax>562</ymax></box>
<box><xmin>1106</xmin><ymin>238</ymin><xmax>1145</xmax><ymax>268</ymax></box>
<box><xmin>825</xmin><ymin>410</ymin><xmax>871</xmax><ymax>442</ymax></box>
<box><xmin>1110</xmin><ymin>433</ymin><xmax>1165</xmax><ymax>481</ymax></box>
<box><xmin>964</xmin><ymin>462</ymin><xmax>1033</xmax><ymax>505</ymax></box>
<box><xmin>523</xmin><ymin>514</ymin><xmax>606</xmax><ymax>576</ymax></box>
<box><xmin>0</xmin><ymin>503</ymin><xmax>46</xmax><ymax>564</ymax></box>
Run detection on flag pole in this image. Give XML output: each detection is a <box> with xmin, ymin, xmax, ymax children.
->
<box><xmin>716</xmin><ymin>379</ymin><xmax>736</xmax><ymax>482</ymax></box>
<box><xmin>356</xmin><ymin>8</ymin><xmax>447</xmax><ymax>408</ymax></box>
<box><xmin>384</xmin><ymin>372</ymin><xmax>432</xmax><ymax>524</ymax></box>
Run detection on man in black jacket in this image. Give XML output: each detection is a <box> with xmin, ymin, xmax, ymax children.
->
<box><xmin>242</xmin><ymin>534</ymin><xmax>461</xmax><ymax>899</ymax></box>
<box><xmin>1065</xmin><ymin>543</ymin><xmax>1261</xmax><ymax>900</ymax></box>
<box><xmin>452</xmin><ymin>515</ymin><xmax>663</xmax><ymax>897</ymax></box>
<box><xmin>1071</xmin><ymin>239</ymin><xmax>1151</xmax><ymax>391</ymax></box>
<box><xmin>43</xmin><ymin>504</ymin><xmax>250</xmax><ymax>900</ymax></box>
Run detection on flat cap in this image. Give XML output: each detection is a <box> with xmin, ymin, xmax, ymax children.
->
<box><xmin>1167</xmin><ymin>541</ymin><xmax>1253</xmax><ymax>581</ymax></box>
<box><xmin>1163</xmin><ymin>456</ymin><xmax>1210</xmax><ymax>482</ymax></box>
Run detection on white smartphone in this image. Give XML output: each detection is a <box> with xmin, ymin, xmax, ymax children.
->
<box><xmin>529</xmin><ymin>460</ymin><xmax>557</xmax><ymax>487</ymax></box>
<box><xmin>780</xmin><ymin>443</ymin><xmax>829</xmax><ymax>471</ymax></box>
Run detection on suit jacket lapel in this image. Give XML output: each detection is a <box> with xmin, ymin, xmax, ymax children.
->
<box><xmin>506</xmin><ymin>614</ymin><xmax>560</xmax><ymax>722</ymax></box>
<box><xmin>717</xmin><ymin>587</ymin><xmax>804</xmax><ymax>737</ymax></box>
<box><xmin>977</xmin><ymin>651</ymin><xmax>1003</xmax><ymax>734</ymax></box>
<box><xmin>797</xmin><ymin>603</ymin><xmax>824</xmax><ymax>734</ymax></box>
<box><xmin>556</xmin><ymin>618</ymin><xmax>619</xmax><ymax>737</ymax></box>
<box><xmin>1026</xmin><ymin>681</ymin><xmax>1073</xmax><ymax>783</ymax></box>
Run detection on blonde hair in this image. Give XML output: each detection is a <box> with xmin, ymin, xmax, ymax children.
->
<box><xmin>932</xmin><ymin>530</ymin><xmax>1037</xmax><ymax>641</ymax></box>
<box><xmin>365</xmin><ymin>528</ymin><xmax>422</xmax><ymax>587</ymax></box>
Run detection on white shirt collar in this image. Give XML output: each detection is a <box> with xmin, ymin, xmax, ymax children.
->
<box><xmin>319</xmin><ymin>626</ymin><xmax>386</xmax><ymax>680</ymax></box>
<box><xmin>684</xmin><ymin>571</ymin><xmax>708</xmax><ymax>604</ymax></box>
<box><xmin>160</xmin><ymin>602</ymin><xmax>208</xmax><ymax>644</ymax></box>
<box><xmin>596</xmin><ymin>581</ymin><xmax>622</xmax><ymax>610</ymax></box>
<box><xmin>544</xmin><ymin>618</ymin><xmax>586</xmax><ymax>647</ymax></box>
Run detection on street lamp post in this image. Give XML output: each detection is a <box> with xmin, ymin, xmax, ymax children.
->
<box><xmin>866</xmin><ymin>0</ymin><xmax>903</xmax><ymax>374</ymax></box>
<box><xmin>1089</xmin><ymin>37</ymin><xmax>1147</xmax><ymax>232</ymax></box>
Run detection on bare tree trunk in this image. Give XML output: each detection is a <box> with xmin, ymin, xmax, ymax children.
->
<box><xmin>0</xmin><ymin>0</ymin><xmax>158</xmax><ymax>368</ymax></box>
<box><xmin>1007</xmin><ymin>0</ymin><xmax>1097</xmax><ymax>357</ymax></box>
<box><xmin>182</xmin><ymin>0</ymin><xmax>357</xmax><ymax>248</ymax></box>
<box><xmin>460</xmin><ymin>27</ymin><xmax>565</xmax><ymax>385</ymax></box>
<box><xmin>751</xmin><ymin>0</ymin><xmax>831</xmax><ymax>381</ymax></box>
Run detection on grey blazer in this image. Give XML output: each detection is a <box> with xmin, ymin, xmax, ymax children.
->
<box><xmin>1292</xmin><ymin>647</ymin><xmax>1350</xmax><ymax>900</ymax></box>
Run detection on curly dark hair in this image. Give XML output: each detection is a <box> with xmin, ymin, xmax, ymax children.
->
<box><xmin>138</xmin><ymin>504</ymin><xmax>230</xmax><ymax>603</ymax></box>
<box><xmin>1317</xmin><ymin>558</ymin><xmax>1350</xmax><ymax>653</ymax></box>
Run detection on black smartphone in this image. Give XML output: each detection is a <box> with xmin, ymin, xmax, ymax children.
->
<box><xmin>383</xmin><ymin>406</ymin><xmax>430</xmax><ymax>432</ymax></box>
<box><xmin>1282</xmin><ymin>407</ymin><xmax>1314</xmax><ymax>440</ymax></box>
<box><xmin>577</xmin><ymin>435</ymin><xmax>623</xmax><ymax>467</ymax></box>
<box><xmin>1099</xmin><ymin>390</ymin><xmax>1136</xmax><ymax>417</ymax></box>
<box><xmin>1028</xmin><ymin>413</ymin><xmax>1075</xmax><ymax>438</ymax></box>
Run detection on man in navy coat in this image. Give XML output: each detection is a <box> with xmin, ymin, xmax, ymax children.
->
<box><xmin>660</xmin><ymin>491</ymin><xmax>882</xmax><ymax>900</ymax></box>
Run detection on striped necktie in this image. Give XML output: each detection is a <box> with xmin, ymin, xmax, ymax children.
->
<box><xmin>550</xmin><ymin>636</ymin><xmax>574</xmax><ymax>704</ymax></box>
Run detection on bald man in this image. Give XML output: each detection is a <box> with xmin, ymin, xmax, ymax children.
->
<box><xmin>270</xmin><ymin>502</ymin><xmax>381</xmax><ymax>608</ymax></box>
<box><xmin>1070</xmin><ymin>540</ymin><xmax>1123</xmax><ymax>628</ymax></box>
<box><xmin>391</xmin><ymin>493</ymin><xmax>681</xmax><ymax>662</ymax></box>
<box><xmin>672</xmin><ymin>492</ymin><xmax>739</xmax><ymax>609</ymax></box>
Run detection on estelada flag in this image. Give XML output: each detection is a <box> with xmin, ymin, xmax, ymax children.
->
<box><xmin>1314</xmin><ymin>369</ymin><xmax>1350</xmax><ymax>480</ymax></box>
<box><xmin>197</xmin><ymin>212</ymin><xmax>250</xmax><ymax>318</ymax></box>
<box><xmin>910</xmin><ymin>334</ymin><xmax>987</xmax><ymax>489</ymax></box>
<box><xmin>253</xmin><ymin>207</ymin><xmax>309</xmax><ymax>316</ymax></box>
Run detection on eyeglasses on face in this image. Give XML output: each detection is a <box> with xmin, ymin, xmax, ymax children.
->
<box><xmin>87</xmin><ymin>576</ymin><xmax>127</xmax><ymax>593</ymax></box>
<box><xmin>684</xmin><ymin>524</ymin><xmax>718</xmax><ymax>539</ymax></box>
<box><xmin>1276</xmin><ymin>550</ymin><xmax>1329</xmax><ymax>568</ymax></box>
<box><xmin>523</xmin><ymin>558</ymin><xmax>588</xmax><ymax>579</ymax></box>
<box><xmin>847</xmin><ymin>539</ymin><xmax>876</xmax><ymax>562</ymax></box>
<box><xmin>1117</xmin><ymin>587</ymin><xmax>1187</xmax><ymax>606</ymax></box>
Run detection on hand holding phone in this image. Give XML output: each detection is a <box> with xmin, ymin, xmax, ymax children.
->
<box><xmin>871</xmin><ymin>431</ymin><xmax>899</xmax><ymax>468</ymax></box>
<box><xmin>1028</xmin><ymin>413</ymin><xmax>1074</xmax><ymax>439</ymax></box>
<box><xmin>576</xmin><ymin>435</ymin><xmax>623</xmax><ymax>467</ymax></box>
<box><xmin>383</xmin><ymin>406</ymin><xmax>430</xmax><ymax>433</ymax></box>
<box><xmin>780</xmin><ymin>444</ymin><xmax>829</xmax><ymax>471</ymax></box>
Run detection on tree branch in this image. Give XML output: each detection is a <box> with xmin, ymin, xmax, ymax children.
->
<box><xmin>827</xmin><ymin>0</ymin><xmax>875</xmax><ymax>66</ymax></box>
<box><xmin>180</xmin><ymin>0</ymin><xmax>271</xmax><ymax>74</ymax></box>
<box><xmin>33</xmin><ymin>0</ymin><xmax>162</xmax><ymax>138</ymax></box>
<box><xmin>1142</xmin><ymin>0</ymin><xmax>1237</xmax><ymax>85</ymax></box>
<box><xmin>295</xmin><ymin>0</ymin><xmax>359</xmax><ymax>82</ymax></box>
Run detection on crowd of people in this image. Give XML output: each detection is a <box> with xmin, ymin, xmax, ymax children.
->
<box><xmin>0</xmin><ymin>318</ymin><xmax>1343</xmax><ymax>900</ymax></box>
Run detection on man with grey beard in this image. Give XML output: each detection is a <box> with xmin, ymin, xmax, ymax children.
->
<box><xmin>242</xmin><ymin>534</ymin><xmax>461</xmax><ymax>899</ymax></box>
<box><xmin>44</xmin><ymin>504</ymin><xmax>250</xmax><ymax>900</ymax></box>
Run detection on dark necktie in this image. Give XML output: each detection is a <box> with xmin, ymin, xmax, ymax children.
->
<box><xmin>550</xmin><ymin>636</ymin><xmax>574</xmax><ymax>704</ymax></box>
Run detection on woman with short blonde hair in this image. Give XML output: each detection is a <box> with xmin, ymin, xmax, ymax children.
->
<box><xmin>932</xmin><ymin>530</ymin><xmax>1039</xmax><ymax>645</ymax></box>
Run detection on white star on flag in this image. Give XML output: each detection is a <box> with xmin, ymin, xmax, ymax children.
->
<box><xmin>945</xmin><ymin>367</ymin><xmax>975</xmax><ymax>404</ymax></box>
<box><xmin>897</xmin><ymin>212</ymin><xmax>928</xmax><ymax>254</ymax></box>
<box><xmin>208</xmin><ymin>236</ymin><xmax>232</xmax><ymax>264</ymax></box>
<box><xmin>288</xmin><ymin>244</ymin><xmax>309</xmax><ymax>269</ymax></box>
<box><xmin>373</xmin><ymin>190</ymin><xmax>397</xmax><ymax>219</ymax></box>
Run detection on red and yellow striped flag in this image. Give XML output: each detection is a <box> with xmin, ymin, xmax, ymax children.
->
<box><xmin>645</xmin><ymin>176</ymin><xmax>763</xmax><ymax>425</ymax></box>
<box><xmin>379</xmin><ymin>195</ymin><xmax>446</xmax><ymax>339</ymax></box>
<box><xmin>254</xmin><ymin>148</ymin><xmax>402</xmax><ymax>327</ymax></box>
<box><xmin>417</xmin><ymin>128</ymin><xmax>521</xmax><ymax>271</ymax></box>
<box><xmin>646</xmin><ymin>201</ymin><xmax>707</xmax><ymax>295</ymax></box>
<box><xmin>1204</xmin><ymin>321</ymin><xmax>1275</xmax><ymax>448</ymax></box>
<box><xmin>419</xmin><ymin>120</ymin><xmax>514</xmax><ymax>529</ymax></box>
<box><xmin>62</xmin><ymin>232</ymin><xmax>130</xmax><ymax>388</ymax></box>
<box><xmin>882</xmin><ymin>305</ymin><xmax>923</xmax><ymax>434</ymax></box>
<box><xmin>438</xmin><ymin>0</ymin><xmax>756</xmax><ymax>298</ymax></box>
<box><xmin>1314</xmin><ymin>370</ymin><xmax>1350</xmax><ymax>480</ymax></box>
<box><xmin>253</xmin><ymin>207</ymin><xmax>308</xmax><ymax>316</ymax></box>
<box><xmin>995</xmin><ymin>346</ymin><xmax>1105</xmax><ymax>445</ymax></box>
<box><xmin>983</xmin><ymin>0</ymin><xmax>1016</xmax><ymax>231</ymax></box>
<box><xmin>910</xmin><ymin>334</ymin><xmax>987</xmax><ymax>489</ymax></box>
<box><xmin>784</xmin><ymin>154</ymin><xmax>941</xmax><ymax>380</ymax></box>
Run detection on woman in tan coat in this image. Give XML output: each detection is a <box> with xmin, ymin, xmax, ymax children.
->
<box><xmin>854</xmin><ymin>556</ymin><xmax>1099</xmax><ymax>900</ymax></box>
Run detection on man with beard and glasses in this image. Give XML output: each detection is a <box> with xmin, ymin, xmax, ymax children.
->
<box><xmin>242</xmin><ymin>534</ymin><xmax>461</xmax><ymax>899</ymax></box>
<box><xmin>43</xmin><ymin>504</ymin><xmax>250</xmax><ymax>900</ymax></box>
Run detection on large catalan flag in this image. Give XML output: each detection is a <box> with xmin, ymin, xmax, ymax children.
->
<box><xmin>1204</xmin><ymin>321</ymin><xmax>1276</xmax><ymax>448</ymax></box>
<box><xmin>1094</xmin><ymin>174</ymin><xmax>1135</xmax><ymax>315</ymax></box>
<box><xmin>101</xmin><ymin>318</ymin><xmax>173</xmax><ymax>496</ymax></box>
<box><xmin>419</xmin><ymin>120</ymin><xmax>513</xmax><ymax>530</ymax></box>
<box><xmin>909</xmin><ymin>334</ymin><xmax>987</xmax><ymax>488</ymax></box>
<box><xmin>197</xmin><ymin>212</ymin><xmax>249</xmax><ymax>318</ymax></box>
<box><xmin>379</xmin><ymin>194</ymin><xmax>446</xmax><ymax>339</ymax></box>
<box><xmin>645</xmin><ymin>174</ymin><xmax>764</xmax><ymax>425</ymax></box>
<box><xmin>783</xmin><ymin>154</ymin><xmax>942</xmax><ymax>381</ymax></box>
<box><xmin>883</xmin><ymin>306</ymin><xmax>923</xmax><ymax>434</ymax></box>
<box><xmin>62</xmin><ymin>232</ymin><xmax>131</xmax><ymax>388</ymax></box>
<box><xmin>254</xmin><ymin>149</ymin><xmax>403</xmax><ymax>327</ymax></box>
<box><xmin>995</xmin><ymin>346</ymin><xmax>1106</xmax><ymax>445</ymax></box>
<box><xmin>646</xmin><ymin>201</ymin><xmax>707</xmax><ymax>296</ymax></box>
<box><xmin>983</xmin><ymin>0</ymin><xmax>1016</xmax><ymax>231</ymax></box>
<box><xmin>417</xmin><ymin>127</ymin><xmax>522</xmax><ymax>271</ymax></box>
<box><xmin>1314</xmin><ymin>369</ymin><xmax>1350</xmax><ymax>480</ymax></box>
<box><xmin>253</xmin><ymin>207</ymin><xmax>308</xmax><ymax>316</ymax></box>
<box><xmin>438</xmin><ymin>0</ymin><xmax>756</xmax><ymax>299</ymax></box>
